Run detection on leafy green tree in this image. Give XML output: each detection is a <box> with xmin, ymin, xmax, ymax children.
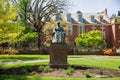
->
<box><xmin>16</xmin><ymin>0</ymin><xmax>38</xmax><ymax>47</ymax></box>
<box><xmin>0</xmin><ymin>0</ymin><xmax>23</xmax><ymax>45</ymax></box>
<box><xmin>75</xmin><ymin>30</ymin><xmax>106</xmax><ymax>48</ymax></box>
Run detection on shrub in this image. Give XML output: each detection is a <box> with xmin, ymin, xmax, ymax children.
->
<box><xmin>83</xmin><ymin>70</ymin><xmax>91</xmax><ymax>78</ymax></box>
<box><xmin>30</xmin><ymin>71</ymin><xmax>37</xmax><ymax>75</ymax></box>
<box><xmin>66</xmin><ymin>67</ymin><xmax>73</xmax><ymax>75</ymax></box>
<box><xmin>38</xmin><ymin>66</ymin><xmax>52</xmax><ymax>72</ymax></box>
<box><xmin>103</xmin><ymin>49</ymin><xmax>117</xmax><ymax>56</ymax></box>
<box><xmin>21</xmin><ymin>68</ymin><xmax>29</xmax><ymax>74</ymax></box>
<box><xmin>4</xmin><ymin>48</ymin><xmax>19</xmax><ymax>55</ymax></box>
<box><xmin>0</xmin><ymin>47</ymin><xmax>4</xmax><ymax>54</ymax></box>
<box><xmin>75</xmin><ymin>30</ymin><xmax>106</xmax><ymax>48</ymax></box>
<box><xmin>25</xmin><ymin>66</ymin><xmax>33</xmax><ymax>72</ymax></box>
<box><xmin>21</xmin><ymin>66</ymin><xmax>33</xmax><ymax>74</ymax></box>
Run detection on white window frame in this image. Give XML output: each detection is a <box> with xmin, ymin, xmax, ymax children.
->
<box><xmin>78</xmin><ymin>26</ymin><xmax>84</xmax><ymax>34</ymax></box>
<box><xmin>67</xmin><ymin>26</ymin><xmax>73</xmax><ymax>35</ymax></box>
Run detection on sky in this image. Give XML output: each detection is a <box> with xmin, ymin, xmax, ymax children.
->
<box><xmin>68</xmin><ymin>0</ymin><xmax>120</xmax><ymax>17</ymax></box>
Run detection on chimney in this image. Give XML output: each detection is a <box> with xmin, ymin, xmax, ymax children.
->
<box><xmin>118</xmin><ymin>11</ymin><xmax>120</xmax><ymax>16</ymax></box>
<box><xmin>104</xmin><ymin>8</ymin><xmax>107</xmax><ymax>15</ymax></box>
<box><xmin>101</xmin><ymin>8</ymin><xmax>107</xmax><ymax>15</ymax></box>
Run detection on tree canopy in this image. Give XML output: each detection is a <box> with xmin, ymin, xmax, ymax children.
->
<box><xmin>0</xmin><ymin>0</ymin><xmax>23</xmax><ymax>44</ymax></box>
<box><xmin>16</xmin><ymin>0</ymin><xmax>38</xmax><ymax>43</ymax></box>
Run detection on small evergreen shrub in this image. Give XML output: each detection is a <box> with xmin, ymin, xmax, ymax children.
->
<box><xmin>21</xmin><ymin>68</ymin><xmax>29</xmax><ymax>74</ymax></box>
<box><xmin>83</xmin><ymin>70</ymin><xmax>91</xmax><ymax>78</ymax></box>
<box><xmin>38</xmin><ymin>66</ymin><xmax>52</xmax><ymax>72</ymax></box>
<box><xmin>25</xmin><ymin>66</ymin><xmax>33</xmax><ymax>72</ymax></box>
<box><xmin>66</xmin><ymin>66</ymin><xmax>73</xmax><ymax>75</ymax></box>
<box><xmin>21</xmin><ymin>66</ymin><xmax>33</xmax><ymax>74</ymax></box>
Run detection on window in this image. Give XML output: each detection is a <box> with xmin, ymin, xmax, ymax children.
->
<box><xmin>67</xmin><ymin>26</ymin><xmax>73</xmax><ymax>35</ymax></box>
<box><xmin>78</xmin><ymin>26</ymin><xmax>84</xmax><ymax>34</ymax></box>
<box><xmin>102</xmin><ymin>31</ymin><xmax>105</xmax><ymax>40</ymax></box>
<box><xmin>91</xmin><ymin>26</ymin><xmax>96</xmax><ymax>30</ymax></box>
<box><xmin>100</xmin><ymin>26</ymin><xmax>105</xmax><ymax>39</ymax></box>
<box><xmin>100</xmin><ymin>16</ymin><xmax>103</xmax><ymax>22</ymax></box>
<box><xmin>67</xmin><ymin>14</ymin><xmax>71</xmax><ymax>22</ymax></box>
<box><xmin>78</xmin><ymin>15</ymin><xmax>83</xmax><ymax>22</ymax></box>
<box><xmin>56</xmin><ymin>14</ymin><xmax>61</xmax><ymax>21</ymax></box>
<box><xmin>91</xmin><ymin>15</ymin><xmax>95</xmax><ymax>22</ymax></box>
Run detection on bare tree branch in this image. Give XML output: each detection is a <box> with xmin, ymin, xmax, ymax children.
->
<box><xmin>17</xmin><ymin>0</ymin><xmax>69</xmax><ymax>47</ymax></box>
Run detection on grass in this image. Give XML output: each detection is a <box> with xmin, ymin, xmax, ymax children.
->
<box><xmin>68</xmin><ymin>55</ymin><xmax>120</xmax><ymax>59</ymax></box>
<box><xmin>0</xmin><ymin>75</ymin><xmax>120</xmax><ymax>80</ymax></box>
<box><xmin>69</xmin><ymin>55</ymin><xmax>120</xmax><ymax>70</ymax></box>
<box><xmin>69</xmin><ymin>59</ymin><xmax>120</xmax><ymax>70</ymax></box>
<box><xmin>0</xmin><ymin>55</ymin><xmax>48</xmax><ymax>59</ymax></box>
<box><xmin>0</xmin><ymin>55</ymin><xmax>120</xmax><ymax>80</ymax></box>
<box><xmin>0</xmin><ymin>55</ymin><xmax>49</xmax><ymax>62</ymax></box>
<box><xmin>0</xmin><ymin>55</ymin><xmax>120</xmax><ymax>70</ymax></box>
<box><xmin>0</xmin><ymin>62</ymin><xmax>48</xmax><ymax>69</ymax></box>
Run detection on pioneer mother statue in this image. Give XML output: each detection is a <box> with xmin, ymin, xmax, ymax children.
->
<box><xmin>52</xmin><ymin>22</ymin><xmax>65</xmax><ymax>43</ymax></box>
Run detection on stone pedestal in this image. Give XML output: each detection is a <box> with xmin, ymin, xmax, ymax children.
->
<box><xmin>49</xmin><ymin>43</ymin><xmax>68</xmax><ymax>68</ymax></box>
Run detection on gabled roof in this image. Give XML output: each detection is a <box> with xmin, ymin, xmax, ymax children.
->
<box><xmin>60</xmin><ymin>13</ymin><xmax>110</xmax><ymax>24</ymax></box>
<box><xmin>51</xmin><ymin>9</ymin><xmax>111</xmax><ymax>25</ymax></box>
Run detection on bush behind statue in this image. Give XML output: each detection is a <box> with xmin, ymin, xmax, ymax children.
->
<box><xmin>75</xmin><ymin>30</ymin><xmax>106</xmax><ymax>48</ymax></box>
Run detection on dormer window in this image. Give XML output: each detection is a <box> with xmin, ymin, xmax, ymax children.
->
<box><xmin>77</xmin><ymin>11</ymin><xmax>83</xmax><ymax>22</ymax></box>
<box><xmin>78</xmin><ymin>14</ymin><xmax>83</xmax><ymax>22</ymax></box>
<box><xmin>67</xmin><ymin>13</ymin><xmax>71</xmax><ymax>22</ymax></box>
<box><xmin>98</xmin><ymin>15</ymin><xmax>103</xmax><ymax>22</ymax></box>
<box><xmin>100</xmin><ymin>16</ymin><xmax>103</xmax><ymax>22</ymax></box>
<box><xmin>91</xmin><ymin>15</ymin><xmax>95</xmax><ymax>22</ymax></box>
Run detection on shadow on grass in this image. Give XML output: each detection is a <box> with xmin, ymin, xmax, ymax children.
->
<box><xmin>0</xmin><ymin>75</ymin><xmax>42</xmax><ymax>80</ymax></box>
<box><xmin>0</xmin><ymin>75</ymin><xmax>120</xmax><ymax>80</ymax></box>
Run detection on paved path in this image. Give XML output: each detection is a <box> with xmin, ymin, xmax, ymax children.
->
<box><xmin>0</xmin><ymin>58</ymin><xmax>80</xmax><ymax>65</ymax></box>
<box><xmin>0</xmin><ymin>58</ymin><xmax>92</xmax><ymax>65</ymax></box>
<box><xmin>0</xmin><ymin>57</ymin><xmax>120</xmax><ymax>65</ymax></box>
<box><xmin>0</xmin><ymin>59</ymin><xmax>49</xmax><ymax>65</ymax></box>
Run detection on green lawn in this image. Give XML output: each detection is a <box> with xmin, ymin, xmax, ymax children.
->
<box><xmin>0</xmin><ymin>75</ymin><xmax>120</xmax><ymax>80</ymax></box>
<box><xmin>69</xmin><ymin>59</ymin><xmax>120</xmax><ymax>70</ymax></box>
<box><xmin>0</xmin><ymin>55</ymin><xmax>49</xmax><ymax>59</ymax></box>
<box><xmin>0</xmin><ymin>55</ymin><xmax>49</xmax><ymax>62</ymax></box>
<box><xmin>0</xmin><ymin>55</ymin><xmax>120</xmax><ymax>80</ymax></box>
<box><xmin>0</xmin><ymin>55</ymin><xmax>120</xmax><ymax>70</ymax></box>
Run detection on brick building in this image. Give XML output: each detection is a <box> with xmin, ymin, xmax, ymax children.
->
<box><xmin>54</xmin><ymin>9</ymin><xmax>120</xmax><ymax>48</ymax></box>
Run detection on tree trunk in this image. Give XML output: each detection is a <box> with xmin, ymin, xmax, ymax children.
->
<box><xmin>38</xmin><ymin>33</ymin><xmax>41</xmax><ymax>48</ymax></box>
<box><xmin>23</xmin><ymin>41</ymin><xmax>29</xmax><ymax>51</ymax></box>
<box><xmin>38</xmin><ymin>33</ymin><xmax>43</xmax><ymax>54</ymax></box>
<box><xmin>36</xmin><ymin>23</ymin><xmax>45</xmax><ymax>54</ymax></box>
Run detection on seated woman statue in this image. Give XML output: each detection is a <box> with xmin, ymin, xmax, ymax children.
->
<box><xmin>52</xmin><ymin>22</ymin><xmax>65</xmax><ymax>43</ymax></box>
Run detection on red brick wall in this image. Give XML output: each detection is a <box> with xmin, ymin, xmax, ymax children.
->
<box><xmin>114</xmin><ymin>24</ymin><xmax>120</xmax><ymax>48</ymax></box>
<box><xmin>105</xmin><ymin>26</ymin><xmax>113</xmax><ymax>48</ymax></box>
<box><xmin>66</xmin><ymin>24</ymin><xmax>120</xmax><ymax>48</ymax></box>
<box><xmin>66</xmin><ymin>25</ymin><xmax>78</xmax><ymax>42</ymax></box>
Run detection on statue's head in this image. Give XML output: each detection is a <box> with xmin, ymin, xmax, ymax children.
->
<box><xmin>57</xmin><ymin>22</ymin><xmax>60</xmax><ymax>27</ymax></box>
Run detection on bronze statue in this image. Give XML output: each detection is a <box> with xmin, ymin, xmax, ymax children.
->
<box><xmin>52</xmin><ymin>22</ymin><xmax>65</xmax><ymax>43</ymax></box>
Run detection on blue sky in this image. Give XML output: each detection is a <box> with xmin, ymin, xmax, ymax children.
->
<box><xmin>68</xmin><ymin>0</ymin><xmax>120</xmax><ymax>17</ymax></box>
